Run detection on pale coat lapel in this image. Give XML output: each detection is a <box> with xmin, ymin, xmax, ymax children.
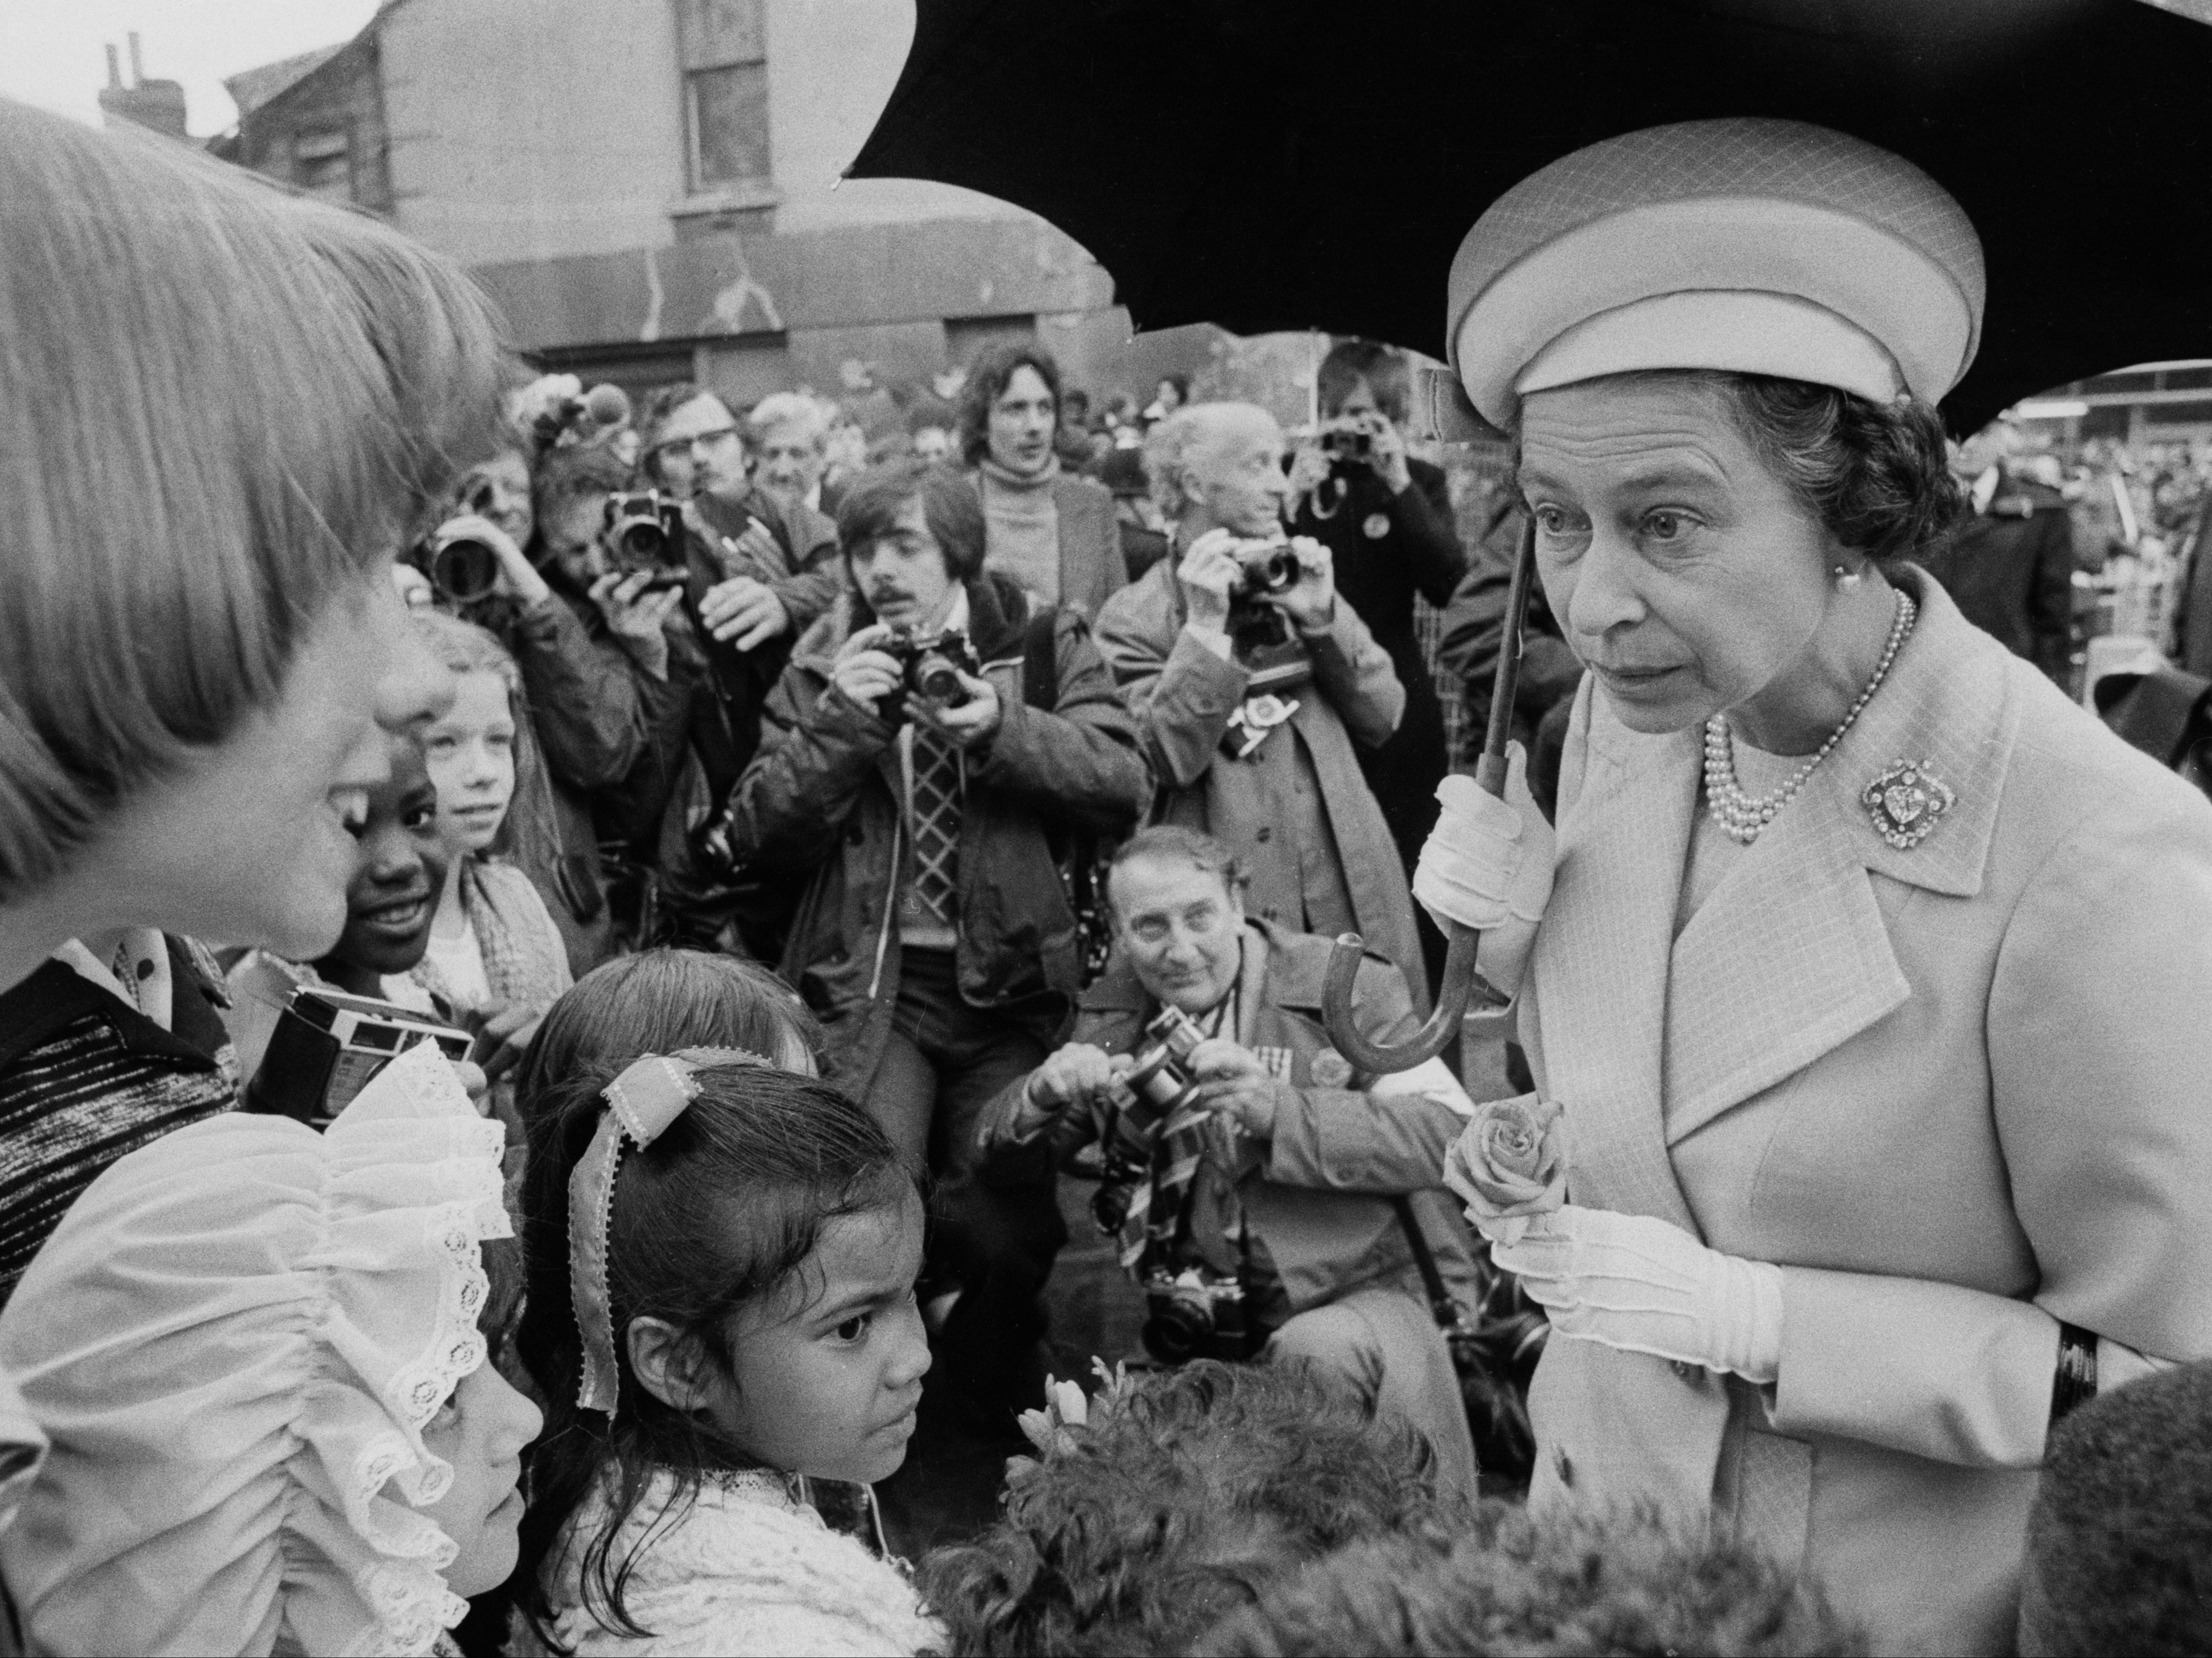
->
<box><xmin>1531</xmin><ymin>573</ymin><xmax>2014</xmax><ymax>1225</ymax></box>
<box><xmin>1529</xmin><ymin>689</ymin><xmax>1705</xmax><ymax>1234</ymax></box>
<box><xmin>1661</xmin><ymin>571</ymin><xmax>2014</xmax><ymax>1146</ymax></box>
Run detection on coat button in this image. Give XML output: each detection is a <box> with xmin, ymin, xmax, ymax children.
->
<box><xmin>1552</xmin><ymin>1446</ymin><xmax>1574</xmax><ymax>1488</ymax></box>
<box><xmin>1672</xmin><ymin>1360</ymin><xmax>1695</xmax><ymax>1380</ymax></box>
<box><xmin>846</xmin><ymin>825</ymin><xmax>865</xmax><ymax>845</ymax></box>
<box><xmin>1255</xmin><ymin>826</ymin><xmax>1272</xmax><ymax>842</ymax></box>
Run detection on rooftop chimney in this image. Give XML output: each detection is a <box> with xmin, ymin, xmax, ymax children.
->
<box><xmin>98</xmin><ymin>36</ymin><xmax>189</xmax><ymax>141</ymax></box>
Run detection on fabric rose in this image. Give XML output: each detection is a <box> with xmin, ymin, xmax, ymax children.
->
<box><xmin>1444</xmin><ymin>1095</ymin><xmax>1566</xmax><ymax>1244</ymax></box>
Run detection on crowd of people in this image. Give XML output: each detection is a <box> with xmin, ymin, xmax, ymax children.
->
<box><xmin>1</xmin><ymin>88</ymin><xmax>2209</xmax><ymax>1658</ymax></box>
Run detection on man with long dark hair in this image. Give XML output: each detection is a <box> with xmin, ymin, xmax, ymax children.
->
<box><xmin>959</xmin><ymin>344</ymin><xmax>1129</xmax><ymax>617</ymax></box>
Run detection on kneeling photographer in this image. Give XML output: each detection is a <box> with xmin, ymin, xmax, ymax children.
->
<box><xmin>723</xmin><ymin>458</ymin><xmax>1150</xmax><ymax>1440</ymax></box>
<box><xmin>976</xmin><ymin>825</ymin><xmax>1481</xmax><ymax>1506</ymax></box>
<box><xmin>411</xmin><ymin>434</ymin><xmax>682</xmax><ymax>974</ymax></box>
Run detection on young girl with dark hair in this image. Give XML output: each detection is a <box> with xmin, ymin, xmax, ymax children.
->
<box><xmin>511</xmin><ymin>1031</ymin><xmax>939</xmax><ymax>1655</ymax></box>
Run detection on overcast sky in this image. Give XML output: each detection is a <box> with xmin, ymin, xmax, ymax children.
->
<box><xmin>0</xmin><ymin>0</ymin><xmax>382</xmax><ymax>136</ymax></box>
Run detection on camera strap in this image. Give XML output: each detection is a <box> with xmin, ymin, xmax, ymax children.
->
<box><xmin>1392</xmin><ymin>1196</ymin><xmax>1471</xmax><ymax>1337</ymax></box>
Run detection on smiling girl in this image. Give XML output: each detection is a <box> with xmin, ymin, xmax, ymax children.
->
<box><xmin>225</xmin><ymin>728</ymin><xmax>454</xmax><ymax>1085</ymax></box>
<box><xmin>407</xmin><ymin>613</ymin><xmax>573</xmax><ymax>1095</ymax></box>
<box><xmin>513</xmin><ymin>1054</ymin><xmax>940</xmax><ymax>1656</ymax></box>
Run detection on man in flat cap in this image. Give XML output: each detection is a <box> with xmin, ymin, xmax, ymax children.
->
<box><xmin>1413</xmin><ymin>117</ymin><xmax>2212</xmax><ymax>1656</ymax></box>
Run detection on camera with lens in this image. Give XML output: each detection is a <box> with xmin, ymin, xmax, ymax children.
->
<box><xmin>1320</xmin><ymin>421</ymin><xmax>1375</xmax><ymax>465</ymax></box>
<box><xmin>882</xmin><ymin>628</ymin><xmax>982</xmax><ymax>711</ymax></box>
<box><xmin>417</xmin><ymin>478</ymin><xmax>505</xmax><ymax>606</ymax></box>
<box><xmin>1228</xmin><ymin>536</ymin><xmax>1301</xmax><ymax>599</ymax></box>
<box><xmin>603</xmin><ymin>490</ymin><xmax>689</xmax><ymax>590</ymax></box>
<box><xmin>1089</xmin><ymin>1005</ymin><xmax>1208</xmax><ymax>1236</ymax></box>
<box><xmin>243</xmin><ymin>987</ymin><xmax>472</xmax><ymax>1132</ymax></box>
<box><xmin>1142</xmin><ymin>1268</ymin><xmax>1255</xmax><ymax>1364</ymax></box>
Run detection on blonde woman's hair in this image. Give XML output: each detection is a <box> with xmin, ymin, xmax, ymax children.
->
<box><xmin>0</xmin><ymin>99</ymin><xmax>512</xmax><ymax>902</ymax></box>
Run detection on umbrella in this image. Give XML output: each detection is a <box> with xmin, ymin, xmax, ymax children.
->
<box><xmin>852</xmin><ymin>0</ymin><xmax>2212</xmax><ymax>437</ymax></box>
<box><xmin>852</xmin><ymin>0</ymin><xmax>2212</xmax><ymax>1065</ymax></box>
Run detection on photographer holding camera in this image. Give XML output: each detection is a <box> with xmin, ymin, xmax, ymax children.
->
<box><xmin>606</xmin><ymin>385</ymin><xmax>848</xmax><ymax>951</ymax></box>
<box><xmin>413</xmin><ymin>438</ymin><xmax>682</xmax><ymax>973</ymax></box>
<box><xmin>1095</xmin><ymin>402</ymin><xmax>1428</xmax><ymax>1011</ymax></box>
<box><xmin>976</xmin><ymin>825</ymin><xmax>1481</xmax><ymax>1505</ymax></box>
<box><xmin>724</xmin><ymin>458</ymin><xmax>1150</xmax><ymax>1436</ymax></box>
<box><xmin>1287</xmin><ymin>342</ymin><xmax>1467</xmax><ymax>987</ymax></box>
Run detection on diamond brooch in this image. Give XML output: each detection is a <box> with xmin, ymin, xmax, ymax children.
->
<box><xmin>1862</xmin><ymin>760</ymin><xmax>1955</xmax><ymax>849</ymax></box>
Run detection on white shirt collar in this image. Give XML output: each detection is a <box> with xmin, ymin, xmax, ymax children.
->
<box><xmin>52</xmin><ymin>929</ymin><xmax>173</xmax><ymax>1031</ymax></box>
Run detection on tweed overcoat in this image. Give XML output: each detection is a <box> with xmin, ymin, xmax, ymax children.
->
<box><xmin>1094</xmin><ymin>561</ymin><xmax>1427</xmax><ymax>1011</ymax></box>
<box><xmin>1519</xmin><ymin>569</ymin><xmax>2212</xmax><ymax>1655</ymax></box>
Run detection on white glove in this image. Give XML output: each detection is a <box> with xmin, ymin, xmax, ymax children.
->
<box><xmin>1411</xmin><ymin>742</ymin><xmax>1555</xmax><ymax>998</ymax></box>
<box><xmin>1493</xmin><ymin>1204</ymin><xmax>1783</xmax><ymax>1383</ymax></box>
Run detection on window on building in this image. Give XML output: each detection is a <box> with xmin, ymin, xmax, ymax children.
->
<box><xmin>677</xmin><ymin>0</ymin><xmax>770</xmax><ymax>191</ymax></box>
<box><xmin>293</xmin><ymin>127</ymin><xmax>352</xmax><ymax>203</ymax></box>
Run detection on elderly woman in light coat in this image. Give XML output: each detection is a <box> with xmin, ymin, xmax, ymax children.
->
<box><xmin>1416</xmin><ymin>119</ymin><xmax>2212</xmax><ymax>1655</ymax></box>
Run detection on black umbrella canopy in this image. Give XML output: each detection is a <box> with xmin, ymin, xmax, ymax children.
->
<box><xmin>851</xmin><ymin>0</ymin><xmax>2212</xmax><ymax>432</ymax></box>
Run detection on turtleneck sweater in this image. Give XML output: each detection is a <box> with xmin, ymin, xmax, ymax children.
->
<box><xmin>977</xmin><ymin>453</ymin><xmax>1061</xmax><ymax>604</ymax></box>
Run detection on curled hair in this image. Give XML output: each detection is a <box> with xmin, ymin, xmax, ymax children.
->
<box><xmin>1196</xmin><ymin>1501</ymin><xmax>1865</xmax><ymax>1657</ymax></box>
<box><xmin>1701</xmin><ymin>372</ymin><xmax>1963</xmax><ymax>564</ymax></box>
<box><xmin>918</xmin><ymin>1360</ymin><xmax>1451</xmax><ymax>1656</ymax></box>
<box><xmin>0</xmin><ymin>98</ymin><xmax>511</xmax><ymax>902</ymax></box>
<box><xmin>959</xmin><ymin>342</ymin><xmax>1064</xmax><ymax>466</ymax></box>
<box><xmin>834</xmin><ymin>459</ymin><xmax>988</xmax><ymax>588</ymax></box>
<box><xmin>2019</xmin><ymin>1358</ymin><xmax>2212</xmax><ymax>1655</ymax></box>
<box><xmin>512</xmin><ymin>1052</ymin><xmax>910</xmax><ymax>1650</ymax></box>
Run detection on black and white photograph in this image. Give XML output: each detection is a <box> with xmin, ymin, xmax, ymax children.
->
<box><xmin>0</xmin><ymin>1</ymin><xmax>2208</xmax><ymax>1652</ymax></box>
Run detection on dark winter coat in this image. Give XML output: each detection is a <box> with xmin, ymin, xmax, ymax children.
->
<box><xmin>1916</xmin><ymin>470</ymin><xmax>2076</xmax><ymax>682</ymax></box>
<box><xmin>1289</xmin><ymin>457</ymin><xmax>1466</xmax><ymax>866</ymax></box>
<box><xmin>500</xmin><ymin>589</ymin><xmax>659</xmax><ymax>974</ymax></box>
<box><xmin>726</xmin><ymin>573</ymin><xmax>1151</xmax><ymax>1094</ymax></box>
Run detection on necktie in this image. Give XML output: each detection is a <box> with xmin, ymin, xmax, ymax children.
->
<box><xmin>909</xmin><ymin>725</ymin><xmax>963</xmax><ymax>925</ymax></box>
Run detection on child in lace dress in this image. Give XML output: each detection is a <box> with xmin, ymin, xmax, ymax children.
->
<box><xmin>509</xmin><ymin>1007</ymin><xmax>940</xmax><ymax>1657</ymax></box>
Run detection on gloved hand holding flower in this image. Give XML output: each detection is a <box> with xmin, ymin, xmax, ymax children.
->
<box><xmin>1445</xmin><ymin>1095</ymin><xmax>1567</xmax><ymax>1245</ymax></box>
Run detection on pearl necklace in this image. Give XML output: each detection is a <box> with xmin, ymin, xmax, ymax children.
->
<box><xmin>1703</xmin><ymin>590</ymin><xmax>1916</xmax><ymax>846</ymax></box>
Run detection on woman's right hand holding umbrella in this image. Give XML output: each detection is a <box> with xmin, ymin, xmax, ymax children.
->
<box><xmin>1413</xmin><ymin>741</ymin><xmax>1556</xmax><ymax>999</ymax></box>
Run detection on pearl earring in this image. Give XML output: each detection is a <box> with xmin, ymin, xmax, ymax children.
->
<box><xmin>1833</xmin><ymin>563</ymin><xmax>1865</xmax><ymax>593</ymax></box>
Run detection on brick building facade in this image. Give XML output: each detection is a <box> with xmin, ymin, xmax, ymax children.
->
<box><xmin>210</xmin><ymin>0</ymin><xmax>1215</xmax><ymax>409</ymax></box>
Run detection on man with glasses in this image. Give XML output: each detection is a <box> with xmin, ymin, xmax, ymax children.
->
<box><xmin>613</xmin><ymin>384</ymin><xmax>843</xmax><ymax>951</ymax></box>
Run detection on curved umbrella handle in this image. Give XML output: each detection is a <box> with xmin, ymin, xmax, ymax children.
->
<box><xmin>1323</xmin><ymin>515</ymin><xmax>1538</xmax><ymax>1072</ymax></box>
<box><xmin>1322</xmin><ymin>924</ymin><xmax>1507</xmax><ymax>1072</ymax></box>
